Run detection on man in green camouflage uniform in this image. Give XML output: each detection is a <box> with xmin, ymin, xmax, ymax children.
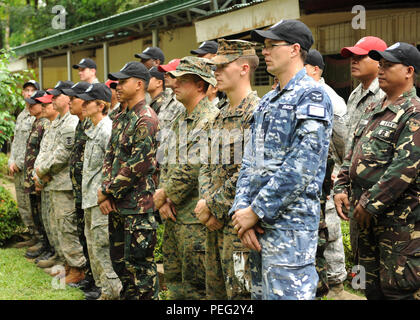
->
<box><xmin>9</xmin><ymin>80</ymin><xmax>37</xmax><ymax>248</ymax></box>
<box><xmin>194</xmin><ymin>39</ymin><xmax>260</xmax><ymax>299</ymax></box>
<box><xmin>153</xmin><ymin>56</ymin><xmax>219</xmax><ymax>299</ymax></box>
<box><xmin>22</xmin><ymin>91</ymin><xmax>51</xmax><ymax>260</ymax></box>
<box><xmin>337</xmin><ymin>37</ymin><xmax>387</xmax><ymax>266</ymax></box>
<box><xmin>99</xmin><ymin>62</ymin><xmax>159</xmax><ymax>300</ymax></box>
<box><xmin>334</xmin><ymin>42</ymin><xmax>420</xmax><ymax>300</ymax></box>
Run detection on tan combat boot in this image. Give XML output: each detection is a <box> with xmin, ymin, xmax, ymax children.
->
<box><xmin>12</xmin><ymin>237</ymin><xmax>38</xmax><ymax>248</ymax></box>
<box><xmin>65</xmin><ymin>267</ymin><xmax>85</xmax><ymax>284</ymax></box>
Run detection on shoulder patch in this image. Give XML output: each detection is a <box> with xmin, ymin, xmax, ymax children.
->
<box><xmin>307</xmin><ymin>104</ymin><xmax>326</xmax><ymax>118</ymax></box>
<box><xmin>309</xmin><ymin>91</ymin><xmax>324</xmax><ymax>103</ymax></box>
<box><xmin>408</xmin><ymin>118</ymin><xmax>420</xmax><ymax>132</ymax></box>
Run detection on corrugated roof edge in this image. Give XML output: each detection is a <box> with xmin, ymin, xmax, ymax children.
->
<box><xmin>12</xmin><ymin>0</ymin><xmax>209</xmax><ymax>56</ymax></box>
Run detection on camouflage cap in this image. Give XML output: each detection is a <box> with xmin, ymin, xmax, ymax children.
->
<box><xmin>210</xmin><ymin>39</ymin><xmax>257</xmax><ymax>65</ymax></box>
<box><xmin>168</xmin><ymin>56</ymin><xmax>217</xmax><ymax>86</ymax></box>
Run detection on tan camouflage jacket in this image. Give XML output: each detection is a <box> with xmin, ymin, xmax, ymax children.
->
<box><xmin>159</xmin><ymin>97</ymin><xmax>219</xmax><ymax>224</ymax></box>
<box><xmin>9</xmin><ymin>108</ymin><xmax>35</xmax><ymax>170</ymax></box>
<box><xmin>82</xmin><ymin>116</ymin><xmax>112</xmax><ymax>210</ymax></box>
<box><xmin>37</xmin><ymin>111</ymin><xmax>79</xmax><ymax>191</ymax></box>
<box><xmin>199</xmin><ymin>91</ymin><xmax>260</xmax><ymax>222</ymax></box>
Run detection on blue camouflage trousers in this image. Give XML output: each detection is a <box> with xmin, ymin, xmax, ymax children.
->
<box><xmin>250</xmin><ymin>228</ymin><xmax>319</xmax><ymax>300</ymax></box>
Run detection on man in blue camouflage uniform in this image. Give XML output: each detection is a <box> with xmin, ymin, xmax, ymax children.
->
<box><xmin>230</xmin><ymin>20</ymin><xmax>333</xmax><ymax>300</ymax></box>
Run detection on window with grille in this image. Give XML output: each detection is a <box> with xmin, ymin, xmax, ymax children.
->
<box><xmin>252</xmin><ymin>48</ymin><xmax>271</xmax><ymax>87</ymax></box>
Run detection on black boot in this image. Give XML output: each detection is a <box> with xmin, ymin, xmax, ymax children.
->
<box><xmin>84</xmin><ymin>286</ymin><xmax>101</xmax><ymax>300</ymax></box>
<box><xmin>35</xmin><ymin>249</ymin><xmax>55</xmax><ymax>263</ymax></box>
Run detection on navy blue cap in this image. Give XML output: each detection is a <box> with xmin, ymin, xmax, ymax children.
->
<box><xmin>305</xmin><ymin>49</ymin><xmax>325</xmax><ymax>70</ymax></box>
<box><xmin>76</xmin><ymin>83</ymin><xmax>112</xmax><ymax>102</ymax></box>
<box><xmin>251</xmin><ymin>19</ymin><xmax>314</xmax><ymax>52</ymax></box>
<box><xmin>47</xmin><ymin>80</ymin><xmax>74</xmax><ymax>96</ymax></box>
<box><xmin>24</xmin><ymin>90</ymin><xmax>46</xmax><ymax>104</ymax></box>
<box><xmin>369</xmin><ymin>42</ymin><xmax>420</xmax><ymax>74</ymax></box>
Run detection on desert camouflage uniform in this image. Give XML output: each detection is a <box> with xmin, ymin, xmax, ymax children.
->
<box><xmin>160</xmin><ymin>95</ymin><xmax>219</xmax><ymax>300</ymax></box>
<box><xmin>9</xmin><ymin>107</ymin><xmax>35</xmax><ymax>231</ymax></box>
<box><xmin>230</xmin><ymin>68</ymin><xmax>333</xmax><ymax>300</ymax></box>
<box><xmin>82</xmin><ymin>116</ymin><xmax>121</xmax><ymax>299</ymax></box>
<box><xmin>23</xmin><ymin>117</ymin><xmax>49</xmax><ymax>247</ymax></box>
<box><xmin>316</xmin><ymin>78</ymin><xmax>348</xmax><ymax>296</ymax></box>
<box><xmin>33</xmin><ymin>119</ymin><xmax>62</xmax><ymax>260</ymax></box>
<box><xmin>341</xmin><ymin>78</ymin><xmax>386</xmax><ymax>265</ymax></box>
<box><xmin>334</xmin><ymin>87</ymin><xmax>420</xmax><ymax>300</ymax></box>
<box><xmin>37</xmin><ymin>111</ymin><xmax>86</xmax><ymax>268</ymax></box>
<box><xmin>200</xmin><ymin>90</ymin><xmax>259</xmax><ymax>300</ymax></box>
<box><xmin>101</xmin><ymin>100</ymin><xmax>159</xmax><ymax>300</ymax></box>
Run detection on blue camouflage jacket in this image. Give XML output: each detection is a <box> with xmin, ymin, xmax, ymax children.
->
<box><xmin>229</xmin><ymin>68</ymin><xmax>333</xmax><ymax>231</ymax></box>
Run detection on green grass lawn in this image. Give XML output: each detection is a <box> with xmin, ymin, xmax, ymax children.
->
<box><xmin>0</xmin><ymin>247</ymin><xmax>84</xmax><ymax>300</ymax></box>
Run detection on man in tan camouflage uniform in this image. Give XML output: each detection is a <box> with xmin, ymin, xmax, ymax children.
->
<box><xmin>335</xmin><ymin>36</ymin><xmax>387</xmax><ymax>267</ymax></box>
<box><xmin>10</xmin><ymin>80</ymin><xmax>37</xmax><ymax>249</ymax></box>
<box><xmin>35</xmin><ymin>81</ymin><xmax>87</xmax><ymax>285</ymax></box>
<box><xmin>194</xmin><ymin>39</ymin><xmax>260</xmax><ymax>300</ymax></box>
<box><xmin>334</xmin><ymin>42</ymin><xmax>420</xmax><ymax>300</ymax></box>
<box><xmin>99</xmin><ymin>62</ymin><xmax>159</xmax><ymax>300</ymax></box>
<box><xmin>32</xmin><ymin>93</ymin><xmax>62</xmax><ymax>270</ymax></box>
<box><xmin>153</xmin><ymin>56</ymin><xmax>219</xmax><ymax>299</ymax></box>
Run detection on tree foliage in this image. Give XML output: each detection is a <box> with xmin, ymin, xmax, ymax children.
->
<box><xmin>1</xmin><ymin>0</ymin><xmax>156</xmax><ymax>49</ymax></box>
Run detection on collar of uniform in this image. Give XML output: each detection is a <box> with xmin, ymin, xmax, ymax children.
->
<box><xmin>85</xmin><ymin>116</ymin><xmax>109</xmax><ymax>139</ymax></box>
<box><xmin>151</xmin><ymin>91</ymin><xmax>165</xmax><ymax>106</ymax></box>
<box><xmin>126</xmin><ymin>99</ymin><xmax>146</xmax><ymax>116</ymax></box>
<box><xmin>272</xmin><ymin>68</ymin><xmax>307</xmax><ymax>99</ymax></box>
<box><xmin>185</xmin><ymin>96</ymin><xmax>211</xmax><ymax>121</ymax></box>
<box><xmin>387</xmin><ymin>87</ymin><xmax>417</xmax><ymax>114</ymax></box>
<box><xmin>220</xmin><ymin>91</ymin><xmax>257</xmax><ymax>118</ymax></box>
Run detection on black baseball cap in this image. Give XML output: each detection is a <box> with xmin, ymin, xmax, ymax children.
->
<box><xmin>72</xmin><ymin>58</ymin><xmax>97</xmax><ymax>70</ymax></box>
<box><xmin>47</xmin><ymin>80</ymin><xmax>75</xmax><ymax>96</ymax></box>
<box><xmin>149</xmin><ymin>67</ymin><xmax>165</xmax><ymax>81</ymax></box>
<box><xmin>304</xmin><ymin>49</ymin><xmax>325</xmax><ymax>70</ymax></box>
<box><xmin>134</xmin><ymin>47</ymin><xmax>165</xmax><ymax>64</ymax></box>
<box><xmin>24</xmin><ymin>90</ymin><xmax>46</xmax><ymax>105</ymax></box>
<box><xmin>61</xmin><ymin>82</ymin><xmax>91</xmax><ymax>97</ymax></box>
<box><xmin>23</xmin><ymin>80</ymin><xmax>40</xmax><ymax>90</ymax></box>
<box><xmin>108</xmin><ymin>61</ymin><xmax>151</xmax><ymax>83</ymax></box>
<box><xmin>191</xmin><ymin>41</ymin><xmax>218</xmax><ymax>55</ymax></box>
<box><xmin>76</xmin><ymin>83</ymin><xmax>112</xmax><ymax>102</ymax></box>
<box><xmin>251</xmin><ymin>19</ymin><xmax>314</xmax><ymax>52</ymax></box>
<box><xmin>368</xmin><ymin>42</ymin><xmax>420</xmax><ymax>74</ymax></box>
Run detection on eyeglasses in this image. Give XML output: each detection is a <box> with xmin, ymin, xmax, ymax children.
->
<box><xmin>378</xmin><ymin>61</ymin><xmax>397</xmax><ymax>69</ymax></box>
<box><xmin>262</xmin><ymin>42</ymin><xmax>292</xmax><ymax>50</ymax></box>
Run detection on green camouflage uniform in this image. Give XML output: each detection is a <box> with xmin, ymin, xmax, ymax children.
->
<box><xmin>101</xmin><ymin>100</ymin><xmax>159</xmax><ymax>300</ymax></box>
<box><xmin>342</xmin><ymin>78</ymin><xmax>386</xmax><ymax>265</ymax></box>
<box><xmin>23</xmin><ymin>117</ymin><xmax>49</xmax><ymax>246</ymax></box>
<box><xmin>69</xmin><ymin>118</ymin><xmax>93</xmax><ymax>280</ymax></box>
<box><xmin>199</xmin><ymin>39</ymin><xmax>260</xmax><ymax>300</ymax></box>
<box><xmin>160</xmin><ymin>56</ymin><xmax>219</xmax><ymax>300</ymax></box>
<box><xmin>9</xmin><ymin>107</ymin><xmax>35</xmax><ymax>231</ymax></box>
<box><xmin>37</xmin><ymin>111</ymin><xmax>86</xmax><ymax>268</ymax></box>
<box><xmin>334</xmin><ymin>87</ymin><xmax>420</xmax><ymax>300</ymax></box>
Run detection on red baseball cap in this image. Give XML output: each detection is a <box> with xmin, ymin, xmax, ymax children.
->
<box><xmin>105</xmin><ymin>79</ymin><xmax>118</xmax><ymax>89</ymax></box>
<box><xmin>36</xmin><ymin>91</ymin><xmax>54</xmax><ymax>104</ymax></box>
<box><xmin>341</xmin><ymin>36</ymin><xmax>387</xmax><ymax>58</ymax></box>
<box><xmin>158</xmin><ymin>59</ymin><xmax>181</xmax><ymax>73</ymax></box>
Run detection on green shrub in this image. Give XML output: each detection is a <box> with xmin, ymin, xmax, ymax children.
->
<box><xmin>0</xmin><ymin>185</ymin><xmax>23</xmax><ymax>246</ymax></box>
<box><xmin>0</xmin><ymin>111</ymin><xmax>15</xmax><ymax>149</ymax></box>
<box><xmin>0</xmin><ymin>152</ymin><xmax>8</xmax><ymax>177</ymax></box>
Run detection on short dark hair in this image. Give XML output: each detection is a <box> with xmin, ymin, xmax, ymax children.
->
<box><xmin>189</xmin><ymin>74</ymin><xmax>210</xmax><ymax>93</ymax></box>
<box><xmin>300</xmin><ymin>49</ymin><xmax>308</xmax><ymax>63</ymax></box>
